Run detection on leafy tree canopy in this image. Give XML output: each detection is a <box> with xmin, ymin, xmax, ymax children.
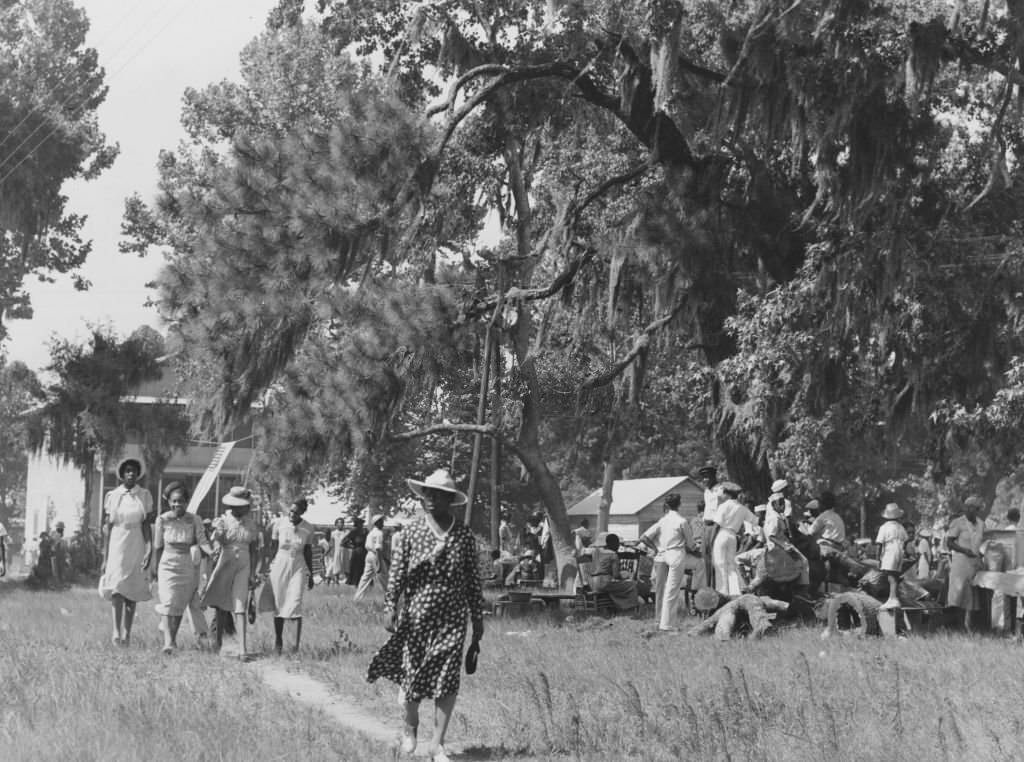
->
<box><xmin>0</xmin><ymin>0</ymin><xmax>118</xmax><ymax>336</ymax></box>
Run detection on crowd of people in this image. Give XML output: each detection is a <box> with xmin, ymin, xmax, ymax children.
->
<box><xmin>76</xmin><ymin>460</ymin><xmax>479</xmax><ymax>762</ymax></box>
<box><xmin>562</xmin><ymin>464</ymin><xmax>1014</xmax><ymax>633</ymax></box>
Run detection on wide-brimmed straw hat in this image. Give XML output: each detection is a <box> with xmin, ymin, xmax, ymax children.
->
<box><xmin>370</xmin><ymin>513</ymin><xmax>385</xmax><ymax>526</ymax></box>
<box><xmin>882</xmin><ymin>503</ymin><xmax>903</xmax><ymax>520</ymax></box>
<box><xmin>406</xmin><ymin>469</ymin><xmax>467</xmax><ymax>506</ymax></box>
<box><xmin>222</xmin><ymin>486</ymin><xmax>252</xmax><ymax>507</ymax></box>
<box><xmin>116</xmin><ymin>457</ymin><xmax>144</xmax><ymax>479</ymax></box>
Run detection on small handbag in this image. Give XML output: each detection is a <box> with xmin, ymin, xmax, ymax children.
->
<box><xmin>464</xmin><ymin>639</ymin><xmax>480</xmax><ymax>675</ymax></box>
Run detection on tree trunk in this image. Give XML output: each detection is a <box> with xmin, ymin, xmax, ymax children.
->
<box><xmin>598</xmin><ymin>455</ymin><xmax>619</xmax><ymax>533</ymax></box>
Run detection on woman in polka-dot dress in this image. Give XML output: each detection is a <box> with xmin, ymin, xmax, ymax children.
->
<box><xmin>367</xmin><ymin>469</ymin><xmax>483</xmax><ymax>762</ymax></box>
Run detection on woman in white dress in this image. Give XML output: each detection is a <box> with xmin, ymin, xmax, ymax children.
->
<box><xmin>98</xmin><ymin>458</ymin><xmax>153</xmax><ymax>646</ymax></box>
<box><xmin>151</xmin><ymin>482</ymin><xmax>209</xmax><ymax>653</ymax></box>
<box><xmin>201</xmin><ymin>486</ymin><xmax>260</xmax><ymax>658</ymax></box>
<box><xmin>266</xmin><ymin>498</ymin><xmax>315</xmax><ymax>654</ymax></box>
<box><xmin>946</xmin><ymin>496</ymin><xmax>985</xmax><ymax>630</ymax></box>
<box><xmin>712</xmin><ymin>482</ymin><xmax>759</xmax><ymax>597</ymax></box>
<box><xmin>327</xmin><ymin>517</ymin><xmax>348</xmax><ymax>585</ymax></box>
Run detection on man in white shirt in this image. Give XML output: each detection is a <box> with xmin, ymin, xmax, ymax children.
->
<box><xmin>637</xmin><ymin>493</ymin><xmax>696</xmax><ymax>631</ymax></box>
<box><xmin>804</xmin><ymin>492</ymin><xmax>846</xmax><ymax>559</ymax></box>
<box><xmin>698</xmin><ymin>465</ymin><xmax>723</xmax><ymax>590</ymax></box>
<box><xmin>354</xmin><ymin>514</ymin><xmax>388</xmax><ymax>601</ymax></box>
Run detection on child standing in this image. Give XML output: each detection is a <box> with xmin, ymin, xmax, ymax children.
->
<box><xmin>876</xmin><ymin>503</ymin><xmax>909</xmax><ymax>609</ymax></box>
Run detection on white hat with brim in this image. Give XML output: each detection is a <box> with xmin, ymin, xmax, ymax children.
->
<box><xmin>370</xmin><ymin>514</ymin><xmax>385</xmax><ymax>526</ymax></box>
<box><xmin>116</xmin><ymin>457</ymin><xmax>144</xmax><ymax>479</ymax></box>
<box><xmin>771</xmin><ymin>479</ymin><xmax>789</xmax><ymax>494</ymax></box>
<box><xmin>882</xmin><ymin>503</ymin><xmax>903</xmax><ymax>520</ymax></box>
<box><xmin>406</xmin><ymin>469</ymin><xmax>467</xmax><ymax>506</ymax></box>
<box><xmin>221</xmin><ymin>486</ymin><xmax>252</xmax><ymax>507</ymax></box>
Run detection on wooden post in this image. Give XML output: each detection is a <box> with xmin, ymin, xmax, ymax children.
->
<box><xmin>490</xmin><ymin>335</ymin><xmax>502</xmax><ymax>549</ymax></box>
<box><xmin>464</xmin><ymin>327</ymin><xmax>493</xmax><ymax>524</ymax></box>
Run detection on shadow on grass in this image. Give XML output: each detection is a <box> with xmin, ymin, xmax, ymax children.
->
<box><xmin>456</xmin><ymin>743</ymin><xmax>555</xmax><ymax>760</ymax></box>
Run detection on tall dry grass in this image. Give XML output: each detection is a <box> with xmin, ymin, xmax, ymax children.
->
<box><xmin>291</xmin><ymin>586</ymin><xmax>1024</xmax><ymax>761</ymax></box>
<box><xmin>0</xmin><ymin>581</ymin><xmax>391</xmax><ymax>762</ymax></box>
<box><xmin>5</xmin><ymin>576</ymin><xmax>1024</xmax><ymax>761</ymax></box>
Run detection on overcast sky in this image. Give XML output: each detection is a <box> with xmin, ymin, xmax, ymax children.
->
<box><xmin>3</xmin><ymin>0</ymin><xmax>279</xmax><ymax>372</ymax></box>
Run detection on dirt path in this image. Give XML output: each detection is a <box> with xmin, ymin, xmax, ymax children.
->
<box><xmin>252</xmin><ymin>661</ymin><xmax>545</xmax><ymax>760</ymax></box>
<box><xmin>254</xmin><ymin>661</ymin><xmax>402</xmax><ymax>748</ymax></box>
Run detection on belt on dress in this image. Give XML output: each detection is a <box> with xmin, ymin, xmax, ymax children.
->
<box><xmin>165</xmin><ymin>542</ymin><xmax>192</xmax><ymax>552</ymax></box>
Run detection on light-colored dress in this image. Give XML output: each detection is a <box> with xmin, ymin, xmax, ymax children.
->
<box><xmin>876</xmin><ymin>520</ymin><xmax>908</xmax><ymax>572</ymax></box>
<box><xmin>713</xmin><ymin>499</ymin><xmax>758</xmax><ymax>597</ymax></box>
<box><xmin>98</xmin><ymin>486</ymin><xmax>153</xmax><ymax>602</ymax></box>
<box><xmin>201</xmin><ymin>513</ymin><xmax>259</xmax><ymax>614</ymax></box>
<box><xmin>367</xmin><ymin>517</ymin><xmax>483</xmax><ymax>701</ymax></box>
<box><xmin>268</xmin><ymin>518</ymin><xmax>314</xmax><ymax>618</ymax></box>
<box><xmin>946</xmin><ymin>515</ymin><xmax>984</xmax><ymax>609</ymax></box>
<box><xmin>154</xmin><ymin>511</ymin><xmax>205</xmax><ymax>617</ymax></box>
<box><xmin>329</xmin><ymin>528</ymin><xmax>348</xmax><ymax>579</ymax></box>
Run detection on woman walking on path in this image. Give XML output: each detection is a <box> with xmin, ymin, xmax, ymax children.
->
<box><xmin>98</xmin><ymin>458</ymin><xmax>153</xmax><ymax>646</ymax></box>
<box><xmin>202</xmin><ymin>486</ymin><xmax>260</xmax><ymax>658</ymax></box>
<box><xmin>152</xmin><ymin>482</ymin><xmax>210</xmax><ymax>653</ymax></box>
<box><xmin>265</xmin><ymin>498</ymin><xmax>315</xmax><ymax>654</ymax></box>
<box><xmin>354</xmin><ymin>514</ymin><xmax>388</xmax><ymax>601</ymax></box>
<box><xmin>367</xmin><ymin>469</ymin><xmax>484</xmax><ymax>762</ymax></box>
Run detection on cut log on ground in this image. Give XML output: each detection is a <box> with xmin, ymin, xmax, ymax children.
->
<box><xmin>822</xmin><ymin>591</ymin><xmax>882</xmax><ymax>638</ymax></box>
<box><xmin>688</xmin><ymin>594</ymin><xmax>790</xmax><ymax>640</ymax></box>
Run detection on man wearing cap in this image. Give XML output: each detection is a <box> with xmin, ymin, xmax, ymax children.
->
<box><xmin>803</xmin><ymin>492</ymin><xmax>846</xmax><ymax>560</ymax></box>
<box><xmin>354</xmin><ymin>513</ymin><xmax>388</xmax><ymax>602</ymax></box>
<box><xmin>946</xmin><ymin>496</ymin><xmax>986</xmax><ymax>630</ymax></box>
<box><xmin>771</xmin><ymin>479</ymin><xmax>794</xmax><ymax>518</ymax></box>
<box><xmin>698</xmin><ymin>465</ymin><xmax>723</xmax><ymax>589</ymax></box>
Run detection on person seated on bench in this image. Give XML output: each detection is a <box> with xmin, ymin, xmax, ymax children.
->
<box><xmin>590</xmin><ymin>533</ymin><xmax>639</xmax><ymax>611</ymax></box>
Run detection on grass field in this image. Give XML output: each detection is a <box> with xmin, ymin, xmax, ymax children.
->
<box><xmin>3</xmin><ymin>573</ymin><xmax>1024</xmax><ymax>761</ymax></box>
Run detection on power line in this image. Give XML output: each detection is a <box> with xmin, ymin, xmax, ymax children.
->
<box><xmin>0</xmin><ymin>0</ymin><xmax>202</xmax><ymax>186</ymax></box>
<box><xmin>0</xmin><ymin>0</ymin><xmax>149</xmax><ymax>157</ymax></box>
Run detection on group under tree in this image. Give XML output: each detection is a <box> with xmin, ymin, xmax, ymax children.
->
<box><xmin>126</xmin><ymin>0</ymin><xmax>1024</xmax><ymax>586</ymax></box>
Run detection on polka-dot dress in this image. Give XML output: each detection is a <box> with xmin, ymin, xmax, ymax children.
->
<box><xmin>367</xmin><ymin>516</ymin><xmax>483</xmax><ymax>701</ymax></box>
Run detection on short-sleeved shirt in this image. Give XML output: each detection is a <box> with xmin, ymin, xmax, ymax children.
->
<box><xmin>365</xmin><ymin>526</ymin><xmax>384</xmax><ymax>553</ymax></box>
<box><xmin>641</xmin><ymin>511</ymin><xmax>693</xmax><ymax>554</ymax></box>
<box><xmin>808</xmin><ymin>509</ymin><xmax>846</xmax><ymax>545</ymax></box>
<box><xmin>876</xmin><ymin>520</ymin><xmax>909</xmax><ymax>572</ymax></box>
<box><xmin>763</xmin><ymin>506</ymin><xmax>790</xmax><ymax>550</ymax></box>
<box><xmin>154</xmin><ymin>511</ymin><xmax>204</xmax><ymax>549</ymax></box>
<box><xmin>714</xmin><ymin>499</ymin><xmax>757</xmax><ymax>534</ymax></box>
<box><xmin>702</xmin><ymin>485</ymin><xmax>724</xmax><ymax>521</ymax></box>
<box><xmin>946</xmin><ymin>515</ymin><xmax>984</xmax><ymax>556</ymax></box>
<box><xmin>272</xmin><ymin>518</ymin><xmax>314</xmax><ymax>555</ymax></box>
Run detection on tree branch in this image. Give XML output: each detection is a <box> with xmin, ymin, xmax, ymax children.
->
<box><xmin>579</xmin><ymin>300</ymin><xmax>688</xmax><ymax>392</ymax></box>
<box><xmin>463</xmin><ymin>245</ymin><xmax>596</xmax><ymax>319</ymax></box>
<box><xmin>389</xmin><ymin>421</ymin><xmax>521</xmax><ymax>457</ymax></box>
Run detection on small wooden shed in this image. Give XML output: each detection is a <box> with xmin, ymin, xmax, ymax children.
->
<box><xmin>566</xmin><ymin>476</ymin><xmax>704</xmax><ymax>541</ymax></box>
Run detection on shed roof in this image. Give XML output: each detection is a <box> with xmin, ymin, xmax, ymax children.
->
<box><xmin>566</xmin><ymin>476</ymin><xmax>697</xmax><ymax>517</ymax></box>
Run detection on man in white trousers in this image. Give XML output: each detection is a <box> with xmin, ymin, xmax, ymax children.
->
<box><xmin>637</xmin><ymin>493</ymin><xmax>696</xmax><ymax>632</ymax></box>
